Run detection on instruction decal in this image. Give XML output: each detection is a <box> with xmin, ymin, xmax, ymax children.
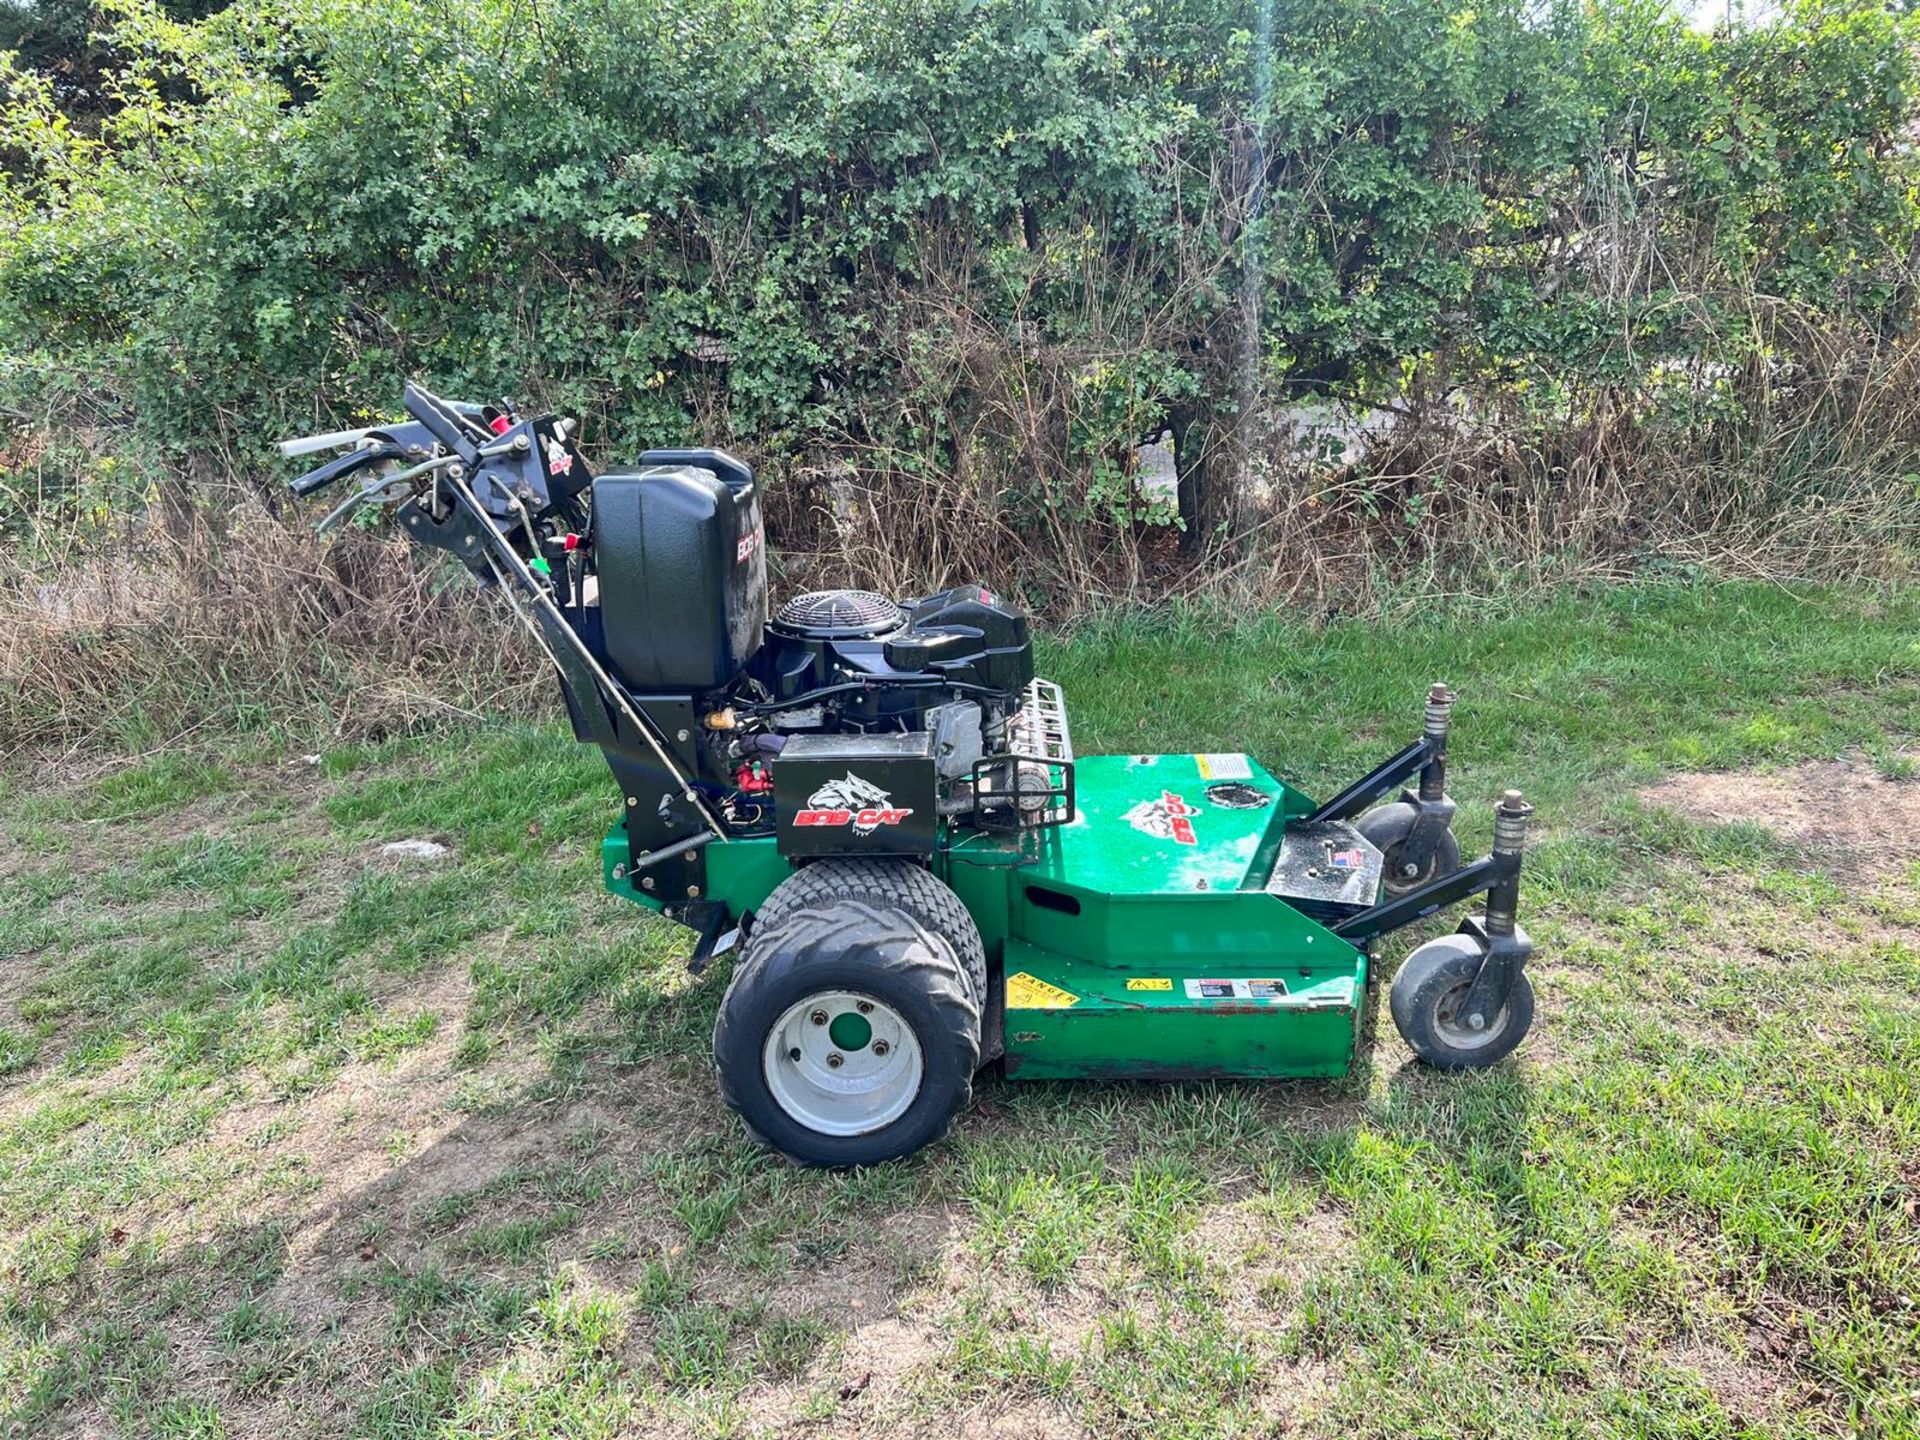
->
<box><xmin>1007</xmin><ymin>972</ymin><xmax>1081</xmax><ymax>1009</ymax></box>
<box><xmin>1125</xmin><ymin>977</ymin><xmax>1173</xmax><ymax>991</ymax></box>
<box><xmin>1195</xmin><ymin>754</ymin><xmax>1253</xmax><ymax>781</ymax></box>
<box><xmin>1125</xmin><ymin>790</ymin><xmax>1200</xmax><ymax>845</ymax></box>
<box><xmin>1183</xmin><ymin>978</ymin><xmax>1291</xmax><ymax>1001</ymax></box>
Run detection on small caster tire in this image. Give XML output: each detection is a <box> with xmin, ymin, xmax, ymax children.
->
<box><xmin>714</xmin><ymin>900</ymin><xmax>980</xmax><ymax>1167</ymax></box>
<box><xmin>1357</xmin><ymin>801</ymin><xmax>1461</xmax><ymax>898</ymax></box>
<box><xmin>1389</xmin><ymin>934</ymin><xmax>1533</xmax><ymax>1069</ymax></box>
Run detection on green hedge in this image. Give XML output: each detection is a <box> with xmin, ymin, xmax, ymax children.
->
<box><xmin>2</xmin><ymin>0</ymin><xmax>1916</xmax><ymax>577</ymax></box>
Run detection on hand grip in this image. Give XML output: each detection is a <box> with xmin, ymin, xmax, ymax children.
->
<box><xmin>289</xmin><ymin>444</ymin><xmax>405</xmax><ymax>497</ymax></box>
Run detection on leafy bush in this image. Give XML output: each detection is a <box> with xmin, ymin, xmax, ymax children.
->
<box><xmin>1</xmin><ymin>0</ymin><xmax>1916</xmax><ymax>597</ymax></box>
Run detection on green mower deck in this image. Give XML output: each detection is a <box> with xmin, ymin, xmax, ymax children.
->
<box><xmin>948</xmin><ymin>753</ymin><xmax>1365</xmax><ymax>1080</ymax></box>
<box><xmin>608</xmin><ymin>752</ymin><xmax>1371</xmax><ymax>1081</ymax></box>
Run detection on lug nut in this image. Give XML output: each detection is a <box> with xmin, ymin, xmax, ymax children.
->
<box><xmin>872</xmin><ymin>1040</ymin><xmax>890</xmax><ymax>1056</ymax></box>
<box><xmin>856</xmin><ymin>1001</ymin><xmax>873</xmax><ymax>1014</ymax></box>
<box><xmin>826</xmin><ymin>1052</ymin><xmax>844</xmax><ymax>1068</ymax></box>
<box><xmin>810</xmin><ymin>1009</ymin><xmax>828</xmax><ymax>1026</ymax></box>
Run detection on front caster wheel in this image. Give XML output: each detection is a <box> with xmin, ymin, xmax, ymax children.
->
<box><xmin>1389</xmin><ymin>934</ymin><xmax>1534</xmax><ymax>1069</ymax></box>
<box><xmin>1357</xmin><ymin>801</ymin><xmax>1461</xmax><ymax>897</ymax></box>
<box><xmin>713</xmin><ymin>900</ymin><xmax>980</xmax><ymax>1167</ymax></box>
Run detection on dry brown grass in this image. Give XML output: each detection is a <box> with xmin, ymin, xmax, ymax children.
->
<box><xmin>5</xmin><ymin>305</ymin><xmax>1918</xmax><ymax>757</ymax></box>
<box><xmin>758</xmin><ymin>279</ymin><xmax>1920</xmax><ymax>615</ymax></box>
<box><xmin>0</xmin><ymin>500</ymin><xmax>552</xmax><ymax>754</ymax></box>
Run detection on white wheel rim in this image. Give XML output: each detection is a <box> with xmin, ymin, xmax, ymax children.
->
<box><xmin>761</xmin><ymin>989</ymin><xmax>925</xmax><ymax>1137</ymax></box>
<box><xmin>1433</xmin><ymin>981</ymin><xmax>1510</xmax><ymax>1050</ymax></box>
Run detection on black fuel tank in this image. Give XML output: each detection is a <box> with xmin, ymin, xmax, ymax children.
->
<box><xmin>592</xmin><ymin>451</ymin><xmax>766</xmax><ymax>691</ymax></box>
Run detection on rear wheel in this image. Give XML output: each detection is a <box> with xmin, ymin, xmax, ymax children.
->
<box><xmin>1389</xmin><ymin>934</ymin><xmax>1533</xmax><ymax>1069</ymax></box>
<box><xmin>1357</xmin><ymin>801</ymin><xmax>1461</xmax><ymax>898</ymax></box>
<box><xmin>752</xmin><ymin>859</ymin><xmax>986</xmax><ymax>1006</ymax></box>
<box><xmin>714</xmin><ymin>901</ymin><xmax>980</xmax><ymax>1166</ymax></box>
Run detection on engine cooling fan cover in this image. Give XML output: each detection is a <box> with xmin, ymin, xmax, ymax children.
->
<box><xmin>770</xmin><ymin>589</ymin><xmax>905</xmax><ymax>639</ymax></box>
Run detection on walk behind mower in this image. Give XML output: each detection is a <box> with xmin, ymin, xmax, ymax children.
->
<box><xmin>286</xmin><ymin>384</ymin><xmax>1539</xmax><ymax>1166</ymax></box>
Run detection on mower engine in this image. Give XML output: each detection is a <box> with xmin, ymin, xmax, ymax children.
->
<box><xmin>586</xmin><ymin>453</ymin><xmax>1072</xmax><ymax>870</ymax></box>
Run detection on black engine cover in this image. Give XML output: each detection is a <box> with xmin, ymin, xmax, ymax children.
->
<box><xmin>753</xmin><ymin>582</ymin><xmax>1035</xmax><ymax>727</ymax></box>
<box><xmin>890</xmin><ymin>585</ymin><xmax>1034</xmax><ymax>696</ymax></box>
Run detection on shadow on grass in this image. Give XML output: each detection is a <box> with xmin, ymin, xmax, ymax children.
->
<box><xmin>1380</xmin><ymin>1058</ymin><xmax>1539</xmax><ymax>1220</ymax></box>
<box><xmin>3</xmin><ymin>896</ymin><xmax>1010</xmax><ymax>1437</ymax></box>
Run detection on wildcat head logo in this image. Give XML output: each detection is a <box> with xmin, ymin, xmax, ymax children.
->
<box><xmin>543</xmin><ymin>434</ymin><xmax>575</xmax><ymax>477</ymax></box>
<box><xmin>1124</xmin><ymin>790</ymin><xmax>1199</xmax><ymax>845</ymax></box>
<box><xmin>794</xmin><ymin>773</ymin><xmax>913</xmax><ymax>836</ymax></box>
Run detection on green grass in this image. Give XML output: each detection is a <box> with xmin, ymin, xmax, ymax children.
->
<box><xmin>2</xmin><ymin>579</ymin><xmax>1919</xmax><ymax>1438</ymax></box>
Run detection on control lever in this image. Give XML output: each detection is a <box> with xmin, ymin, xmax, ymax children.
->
<box><xmin>288</xmin><ymin>443</ymin><xmax>406</xmax><ymax>497</ymax></box>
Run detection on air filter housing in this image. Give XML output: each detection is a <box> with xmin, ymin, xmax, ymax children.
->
<box><xmin>770</xmin><ymin>589</ymin><xmax>905</xmax><ymax>639</ymax></box>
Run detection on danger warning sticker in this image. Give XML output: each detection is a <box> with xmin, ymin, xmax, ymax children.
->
<box><xmin>1007</xmin><ymin>972</ymin><xmax>1081</xmax><ymax>1009</ymax></box>
<box><xmin>1195</xmin><ymin>753</ymin><xmax>1253</xmax><ymax>781</ymax></box>
<box><xmin>1125</xmin><ymin>977</ymin><xmax>1173</xmax><ymax>991</ymax></box>
<box><xmin>1182</xmin><ymin>978</ymin><xmax>1291</xmax><ymax>1001</ymax></box>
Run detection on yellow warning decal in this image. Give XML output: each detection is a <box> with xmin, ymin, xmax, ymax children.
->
<box><xmin>1006</xmin><ymin>972</ymin><xmax>1080</xmax><ymax>1009</ymax></box>
<box><xmin>1126</xmin><ymin>977</ymin><xmax>1173</xmax><ymax>991</ymax></box>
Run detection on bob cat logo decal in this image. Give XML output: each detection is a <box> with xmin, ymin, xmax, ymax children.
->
<box><xmin>1124</xmin><ymin>790</ymin><xmax>1200</xmax><ymax>845</ymax></box>
<box><xmin>793</xmin><ymin>773</ymin><xmax>914</xmax><ymax>836</ymax></box>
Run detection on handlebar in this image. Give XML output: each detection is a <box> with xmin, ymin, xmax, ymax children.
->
<box><xmin>285</xmin><ymin>383</ymin><xmax>589</xmax><ymax>576</ymax></box>
<box><xmin>289</xmin><ymin>443</ymin><xmax>410</xmax><ymax>497</ymax></box>
<box><xmin>282</xmin><ymin>386</ymin><xmax>497</xmax><ymax>495</ymax></box>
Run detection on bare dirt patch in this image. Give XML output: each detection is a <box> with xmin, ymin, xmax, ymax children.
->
<box><xmin>950</xmin><ymin>1399</ymin><xmax>1086</xmax><ymax>1438</ymax></box>
<box><xmin>1638</xmin><ymin>752</ymin><xmax>1920</xmax><ymax>879</ymax></box>
<box><xmin>1663</xmin><ymin>1338</ymin><xmax>1795</xmax><ymax>1426</ymax></box>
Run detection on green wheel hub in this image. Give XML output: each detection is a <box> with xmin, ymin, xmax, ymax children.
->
<box><xmin>828</xmin><ymin>1009</ymin><xmax>873</xmax><ymax>1051</ymax></box>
